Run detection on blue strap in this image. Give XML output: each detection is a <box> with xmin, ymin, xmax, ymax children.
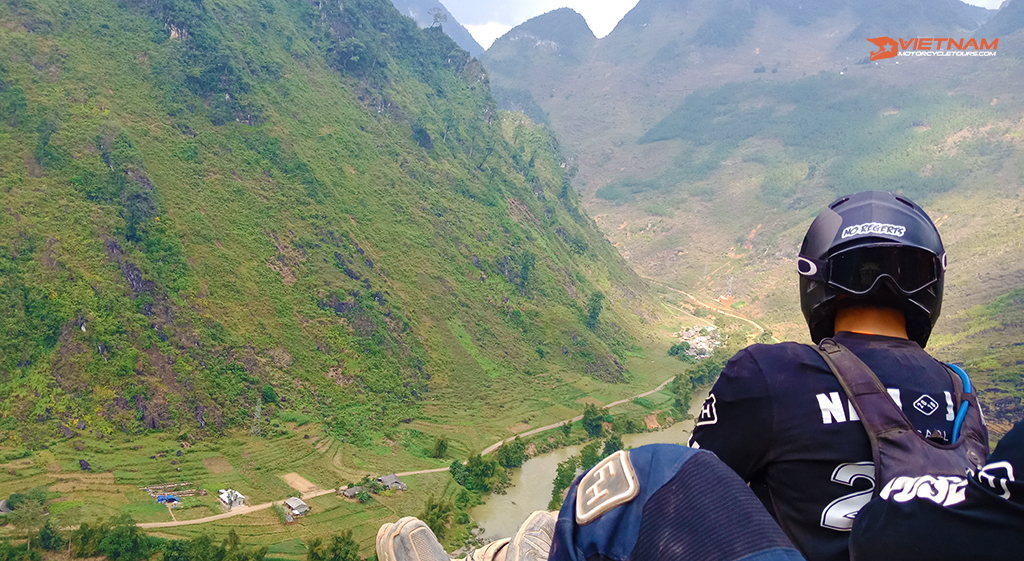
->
<box><xmin>945</xmin><ymin>363</ymin><xmax>972</xmax><ymax>443</ymax></box>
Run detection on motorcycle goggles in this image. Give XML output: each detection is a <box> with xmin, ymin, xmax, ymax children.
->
<box><xmin>798</xmin><ymin>244</ymin><xmax>945</xmax><ymax>295</ymax></box>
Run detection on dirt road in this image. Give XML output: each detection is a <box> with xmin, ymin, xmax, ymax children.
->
<box><xmin>138</xmin><ymin>376</ymin><xmax>678</xmax><ymax>528</ymax></box>
<box><xmin>644</xmin><ymin>276</ymin><xmax>777</xmax><ymax>340</ymax></box>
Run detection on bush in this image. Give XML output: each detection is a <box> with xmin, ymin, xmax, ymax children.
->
<box><xmin>496</xmin><ymin>437</ymin><xmax>527</xmax><ymax>468</ymax></box>
<box><xmin>581</xmin><ymin>404</ymin><xmax>604</xmax><ymax>438</ymax></box>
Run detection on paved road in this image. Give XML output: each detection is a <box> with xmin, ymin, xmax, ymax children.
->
<box><xmin>138</xmin><ymin>377</ymin><xmax>677</xmax><ymax>528</ymax></box>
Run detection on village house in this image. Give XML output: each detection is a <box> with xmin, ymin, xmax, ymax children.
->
<box><xmin>378</xmin><ymin>474</ymin><xmax>407</xmax><ymax>491</ymax></box>
<box><xmin>218</xmin><ymin>489</ymin><xmax>245</xmax><ymax>510</ymax></box>
<box><xmin>285</xmin><ymin>496</ymin><xmax>309</xmax><ymax>516</ymax></box>
<box><xmin>342</xmin><ymin>486</ymin><xmax>363</xmax><ymax>499</ymax></box>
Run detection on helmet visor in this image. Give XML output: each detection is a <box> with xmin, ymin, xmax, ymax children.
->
<box><xmin>828</xmin><ymin>245</ymin><xmax>940</xmax><ymax>295</ymax></box>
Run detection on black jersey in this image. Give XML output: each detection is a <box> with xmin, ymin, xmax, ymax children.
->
<box><xmin>689</xmin><ymin>332</ymin><xmax>958</xmax><ymax>561</ymax></box>
<box><xmin>850</xmin><ymin>418</ymin><xmax>1024</xmax><ymax>560</ymax></box>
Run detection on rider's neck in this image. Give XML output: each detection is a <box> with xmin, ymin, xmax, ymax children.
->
<box><xmin>834</xmin><ymin>305</ymin><xmax>909</xmax><ymax>340</ymax></box>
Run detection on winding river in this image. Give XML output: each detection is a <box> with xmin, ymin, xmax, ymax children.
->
<box><xmin>469</xmin><ymin>387</ymin><xmax>712</xmax><ymax>540</ymax></box>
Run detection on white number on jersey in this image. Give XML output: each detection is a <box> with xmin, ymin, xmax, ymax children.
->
<box><xmin>820</xmin><ymin>462</ymin><xmax>875</xmax><ymax>531</ymax></box>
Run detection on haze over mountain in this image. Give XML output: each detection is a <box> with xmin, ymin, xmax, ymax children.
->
<box><xmin>483</xmin><ymin>0</ymin><xmax>1024</xmax><ymax>431</ymax></box>
<box><xmin>389</xmin><ymin>0</ymin><xmax>484</xmax><ymax>55</ymax></box>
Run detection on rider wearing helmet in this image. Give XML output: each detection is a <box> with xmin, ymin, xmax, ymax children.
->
<box><xmin>689</xmin><ymin>191</ymin><xmax>984</xmax><ymax>561</ymax></box>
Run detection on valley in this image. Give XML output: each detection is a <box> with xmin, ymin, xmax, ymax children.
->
<box><xmin>1</xmin><ymin>0</ymin><xmax>1023</xmax><ymax>558</ymax></box>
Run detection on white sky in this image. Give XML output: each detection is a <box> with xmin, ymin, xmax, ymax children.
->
<box><xmin>445</xmin><ymin>0</ymin><xmax>1006</xmax><ymax>51</ymax></box>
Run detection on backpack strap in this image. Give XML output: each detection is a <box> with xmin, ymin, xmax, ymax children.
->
<box><xmin>814</xmin><ymin>338</ymin><xmax>914</xmax><ymax>450</ymax></box>
<box><xmin>813</xmin><ymin>338</ymin><xmax>988</xmax><ymax>494</ymax></box>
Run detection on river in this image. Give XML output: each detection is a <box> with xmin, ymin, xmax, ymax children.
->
<box><xmin>469</xmin><ymin>387</ymin><xmax>711</xmax><ymax>540</ymax></box>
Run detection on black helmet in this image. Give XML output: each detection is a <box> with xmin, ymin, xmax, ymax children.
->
<box><xmin>798</xmin><ymin>191</ymin><xmax>946</xmax><ymax>347</ymax></box>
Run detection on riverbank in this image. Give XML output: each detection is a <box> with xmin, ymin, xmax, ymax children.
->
<box><xmin>469</xmin><ymin>387</ymin><xmax>711</xmax><ymax>540</ymax></box>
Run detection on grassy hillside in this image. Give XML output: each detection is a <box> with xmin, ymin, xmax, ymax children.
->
<box><xmin>0</xmin><ymin>0</ymin><xmax>668</xmax><ymax>457</ymax></box>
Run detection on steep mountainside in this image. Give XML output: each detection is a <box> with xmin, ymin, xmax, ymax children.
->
<box><xmin>389</xmin><ymin>0</ymin><xmax>484</xmax><ymax>56</ymax></box>
<box><xmin>482</xmin><ymin>0</ymin><xmax>1024</xmax><ymax>433</ymax></box>
<box><xmin>0</xmin><ymin>0</ymin><xmax>663</xmax><ymax>449</ymax></box>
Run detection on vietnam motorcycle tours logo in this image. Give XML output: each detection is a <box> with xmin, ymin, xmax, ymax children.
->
<box><xmin>867</xmin><ymin>36</ymin><xmax>999</xmax><ymax>60</ymax></box>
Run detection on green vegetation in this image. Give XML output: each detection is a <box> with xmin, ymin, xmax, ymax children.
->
<box><xmin>626</xmin><ymin>75</ymin><xmax>995</xmax><ymax>206</ymax></box>
<box><xmin>0</xmin><ymin>0</ymin><xmax>659</xmax><ymax>459</ymax></box>
<box><xmin>306</xmin><ymin>532</ymin><xmax>359</xmax><ymax>561</ymax></box>
<box><xmin>580</xmin><ymin>404</ymin><xmax>605</xmax><ymax>438</ymax></box>
<box><xmin>495</xmin><ymin>437</ymin><xmax>527</xmax><ymax>469</ymax></box>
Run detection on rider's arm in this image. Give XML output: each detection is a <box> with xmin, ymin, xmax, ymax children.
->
<box><xmin>688</xmin><ymin>347</ymin><xmax>774</xmax><ymax>481</ymax></box>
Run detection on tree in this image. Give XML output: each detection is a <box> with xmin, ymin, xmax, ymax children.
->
<box><xmin>161</xmin><ymin>539</ymin><xmax>191</xmax><ymax>561</ymax></box>
<box><xmin>428</xmin><ymin>7</ymin><xmax>447</xmax><ymax>27</ymax></box>
<box><xmin>549</xmin><ymin>455</ymin><xmax>580</xmax><ymax>510</ymax></box>
<box><xmin>98</xmin><ymin>514</ymin><xmax>150</xmax><ymax>561</ymax></box>
<box><xmin>581</xmin><ymin>404</ymin><xmax>604</xmax><ymax>438</ymax></box>
<box><xmin>356</xmin><ymin>490</ymin><xmax>371</xmax><ymax>504</ymax></box>
<box><xmin>517</xmin><ymin>251</ymin><xmax>536</xmax><ymax>294</ymax></box>
<box><xmin>307</xmin><ymin>532</ymin><xmax>359</xmax><ymax>561</ymax></box>
<box><xmin>602</xmin><ymin>434</ymin><xmax>623</xmax><ymax>458</ymax></box>
<box><xmin>71</xmin><ymin>522</ymin><xmax>107</xmax><ymax>558</ymax></box>
<box><xmin>668</xmin><ymin>342</ymin><xmax>690</xmax><ymax>356</ymax></box>
<box><xmin>449</xmin><ymin>460</ymin><xmax>468</xmax><ymax>487</ymax></box>
<box><xmin>580</xmin><ymin>441</ymin><xmax>602</xmax><ymax>470</ymax></box>
<box><xmin>186</xmin><ymin>533</ymin><xmax>225</xmax><ymax>561</ymax></box>
<box><xmin>420</xmin><ymin>496</ymin><xmax>454</xmax><ymax>540</ymax></box>
<box><xmin>496</xmin><ymin>437</ymin><xmax>527</xmax><ymax>468</ymax></box>
<box><xmin>39</xmin><ymin>519</ymin><xmax>65</xmax><ymax>551</ymax></box>
<box><xmin>453</xmin><ymin>454</ymin><xmax>501</xmax><ymax>492</ymax></box>
<box><xmin>432</xmin><ymin>436</ymin><xmax>449</xmax><ymax>459</ymax></box>
<box><xmin>327</xmin><ymin>532</ymin><xmax>359</xmax><ymax>561</ymax></box>
<box><xmin>586</xmin><ymin>292</ymin><xmax>604</xmax><ymax>330</ymax></box>
<box><xmin>261</xmin><ymin>385</ymin><xmax>278</xmax><ymax>404</ymax></box>
<box><xmin>560</xmin><ymin>421</ymin><xmax>572</xmax><ymax>438</ymax></box>
<box><xmin>8</xmin><ymin>500</ymin><xmax>45</xmax><ymax>550</ymax></box>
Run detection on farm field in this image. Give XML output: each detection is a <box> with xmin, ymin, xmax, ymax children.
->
<box><xmin>0</xmin><ymin>308</ymin><xmax>717</xmax><ymax>558</ymax></box>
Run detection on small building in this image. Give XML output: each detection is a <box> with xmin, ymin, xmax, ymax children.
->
<box><xmin>218</xmin><ymin>489</ymin><xmax>245</xmax><ymax>510</ymax></box>
<box><xmin>378</xmin><ymin>474</ymin><xmax>407</xmax><ymax>491</ymax></box>
<box><xmin>342</xmin><ymin>486</ymin><xmax>363</xmax><ymax>499</ymax></box>
<box><xmin>285</xmin><ymin>497</ymin><xmax>309</xmax><ymax>516</ymax></box>
<box><xmin>0</xmin><ymin>499</ymin><xmax>11</xmax><ymax>515</ymax></box>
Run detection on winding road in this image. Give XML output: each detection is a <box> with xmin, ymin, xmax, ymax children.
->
<box><xmin>643</xmin><ymin>276</ymin><xmax>777</xmax><ymax>340</ymax></box>
<box><xmin>137</xmin><ymin>376</ymin><xmax>678</xmax><ymax>529</ymax></box>
<box><xmin>139</xmin><ymin>277</ymin><xmax>761</xmax><ymax>530</ymax></box>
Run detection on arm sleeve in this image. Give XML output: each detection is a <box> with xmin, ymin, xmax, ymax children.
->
<box><xmin>688</xmin><ymin>347</ymin><xmax>774</xmax><ymax>480</ymax></box>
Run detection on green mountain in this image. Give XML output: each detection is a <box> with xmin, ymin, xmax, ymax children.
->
<box><xmin>0</xmin><ymin>0</ymin><xmax>663</xmax><ymax>449</ymax></box>
<box><xmin>480</xmin><ymin>8</ymin><xmax>597</xmax><ymax>126</ymax></box>
<box><xmin>482</xmin><ymin>0</ymin><xmax>1024</xmax><ymax>434</ymax></box>
<box><xmin>389</xmin><ymin>0</ymin><xmax>484</xmax><ymax>56</ymax></box>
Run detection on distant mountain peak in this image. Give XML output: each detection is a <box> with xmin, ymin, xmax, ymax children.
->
<box><xmin>389</xmin><ymin>0</ymin><xmax>484</xmax><ymax>56</ymax></box>
<box><xmin>493</xmin><ymin>8</ymin><xmax>596</xmax><ymax>49</ymax></box>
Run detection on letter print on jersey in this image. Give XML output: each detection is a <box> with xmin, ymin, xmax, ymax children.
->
<box><xmin>821</xmin><ymin>462</ymin><xmax>875</xmax><ymax>531</ymax></box>
<box><xmin>696</xmin><ymin>393</ymin><xmax>717</xmax><ymax>426</ymax></box>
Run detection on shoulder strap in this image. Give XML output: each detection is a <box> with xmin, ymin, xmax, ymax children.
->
<box><xmin>813</xmin><ymin>338</ymin><xmax>988</xmax><ymax>494</ymax></box>
<box><xmin>814</xmin><ymin>338</ymin><xmax>916</xmax><ymax>439</ymax></box>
